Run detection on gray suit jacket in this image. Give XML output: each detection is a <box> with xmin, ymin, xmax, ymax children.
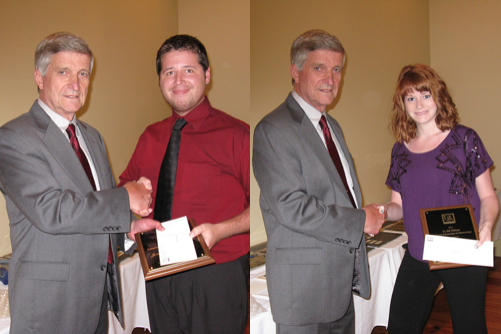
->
<box><xmin>0</xmin><ymin>101</ymin><xmax>132</xmax><ymax>333</ymax></box>
<box><xmin>253</xmin><ymin>93</ymin><xmax>370</xmax><ymax>326</ymax></box>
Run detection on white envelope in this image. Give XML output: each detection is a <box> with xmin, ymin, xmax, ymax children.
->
<box><xmin>156</xmin><ymin>216</ymin><xmax>198</xmax><ymax>266</ymax></box>
<box><xmin>422</xmin><ymin>234</ymin><xmax>493</xmax><ymax>267</ymax></box>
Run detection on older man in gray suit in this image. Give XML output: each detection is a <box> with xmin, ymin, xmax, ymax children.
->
<box><xmin>253</xmin><ymin>30</ymin><xmax>385</xmax><ymax>333</ymax></box>
<box><xmin>0</xmin><ymin>32</ymin><xmax>163</xmax><ymax>334</ymax></box>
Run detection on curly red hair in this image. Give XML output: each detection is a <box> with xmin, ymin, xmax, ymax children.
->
<box><xmin>390</xmin><ymin>64</ymin><xmax>459</xmax><ymax>143</ymax></box>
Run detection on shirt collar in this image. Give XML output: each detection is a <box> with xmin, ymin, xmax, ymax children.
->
<box><xmin>171</xmin><ymin>96</ymin><xmax>210</xmax><ymax>131</ymax></box>
<box><xmin>291</xmin><ymin>90</ymin><xmax>326</xmax><ymax>126</ymax></box>
<box><xmin>37</xmin><ymin>99</ymin><xmax>76</xmax><ymax>131</ymax></box>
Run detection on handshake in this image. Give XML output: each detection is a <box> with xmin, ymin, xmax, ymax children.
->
<box><xmin>123</xmin><ymin>177</ymin><xmax>167</xmax><ymax>241</ymax></box>
<box><xmin>362</xmin><ymin>203</ymin><xmax>388</xmax><ymax>237</ymax></box>
<box><xmin>123</xmin><ymin>176</ymin><xmax>155</xmax><ymax>217</ymax></box>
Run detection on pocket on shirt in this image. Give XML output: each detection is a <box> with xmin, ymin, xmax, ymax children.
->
<box><xmin>179</xmin><ymin>162</ymin><xmax>221</xmax><ymax>207</ymax></box>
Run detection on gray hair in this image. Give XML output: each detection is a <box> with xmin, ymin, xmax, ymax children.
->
<box><xmin>35</xmin><ymin>32</ymin><xmax>94</xmax><ymax>75</ymax></box>
<box><xmin>290</xmin><ymin>30</ymin><xmax>345</xmax><ymax>84</ymax></box>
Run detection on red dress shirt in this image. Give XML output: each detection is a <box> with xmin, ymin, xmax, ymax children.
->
<box><xmin>119</xmin><ymin>97</ymin><xmax>250</xmax><ymax>264</ymax></box>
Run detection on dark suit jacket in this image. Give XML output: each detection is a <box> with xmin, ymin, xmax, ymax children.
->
<box><xmin>252</xmin><ymin>93</ymin><xmax>370</xmax><ymax>326</ymax></box>
<box><xmin>0</xmin><ymin>101</ymin><xmax>132</xmax><ymax>333</ymax></box>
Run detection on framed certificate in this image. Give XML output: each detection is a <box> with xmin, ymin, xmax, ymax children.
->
<box><xmin>420</xmin><ymin>205</ymin><xmax>479</xmax><ymax>270</ymax></box>
<box><xmin>135</xmin><ymin>218</ymin><xmax>215</xmax><ymax>281</ymax></box>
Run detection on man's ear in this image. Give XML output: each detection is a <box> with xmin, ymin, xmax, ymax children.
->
<box><xmin>34</xmin><ymin>69</ymin><xmax>44</xmax><ymax>90</ymax></box>
<box><xmin>290</xmin><ymin>64</ymin><xmax>300</xmax><ymax>84</ymax></box>
<box><xmin>205</xmin><ymin>66</ymin><xmax>211</xmax><ymax>85</ymax></box>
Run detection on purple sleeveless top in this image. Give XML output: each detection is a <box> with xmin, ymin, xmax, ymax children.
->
<box><xmin>385</xmin><ymin>125</ymin><xmax>493</xmax><ymax>262</ymax></box>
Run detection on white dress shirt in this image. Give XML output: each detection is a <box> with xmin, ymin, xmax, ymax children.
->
<box><xmin>37</xmin><ymin>99</ymin><xmax>101</xmax><ymax>191</ymax></box>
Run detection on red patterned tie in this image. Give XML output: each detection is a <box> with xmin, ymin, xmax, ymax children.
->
<box><xmin>66</xmin><ymin>124</ymin><xmax>96</xmax><ymax>191</ymax></box>
<box><xmin>66</xmin><ymin>124</ymin><xmax>112</xmax><ymax>264</ymax></box>
<box><xmin>319</xmin><ymin>115</ymin><xmax>357</xmax><ymax>208</ymax></box>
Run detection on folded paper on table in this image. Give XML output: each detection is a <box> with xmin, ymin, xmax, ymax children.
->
<box><xmin>423</xmin><ymin>234</ymin><xmax>493</xmax><ymax>267</ymax></box>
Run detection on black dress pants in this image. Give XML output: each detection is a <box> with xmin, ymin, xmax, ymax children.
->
<box><xmin>388</xmin><ymin>250</ymin><xmax>487</xmax><ymax>334</ymax></box>
<box><xmin>146</xmin><ymin>253</ymin><xmax>249</xmax><ymax>334</ymax></box>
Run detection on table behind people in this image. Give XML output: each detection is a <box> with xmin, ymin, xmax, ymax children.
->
<box><xmin>250</xmin><ymin>233</ymin><xmax>408</xmax><ymax>334</ymax></box>
<box><xmin>107</xmin><ymin>253</ymin><xmax>150</xmax><ymax>334</ymax></box>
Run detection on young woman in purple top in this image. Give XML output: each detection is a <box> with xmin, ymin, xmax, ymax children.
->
<box><xmin>380</xmin><ymin>64</ymin><xmax>499</xmax><ymax>333</ymax></box>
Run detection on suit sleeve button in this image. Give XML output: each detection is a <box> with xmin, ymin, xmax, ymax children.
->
<box><xmin>349</xmin><ymin>248</ymin><xmax>355</xmax><ymax>254</ymax></box>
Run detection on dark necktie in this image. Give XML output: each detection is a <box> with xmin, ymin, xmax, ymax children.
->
<box><xmin>319</xmin><ymin>115</ymin><xmax>357</xmax><ymax>208</ymax></box>
<box><xmin>154</xmin><ymin>118</ymin><xmax>188</xmax><ymax>222</ymax></box>
<box><xmin>66</xmin><ymin>124</ymin><xmax>113</xmax><ymax>264</ymax></box>
<box><xmin>66</xmin><ymin>124</ymin><xmax>96</xmax><ymax>191</ymax></box>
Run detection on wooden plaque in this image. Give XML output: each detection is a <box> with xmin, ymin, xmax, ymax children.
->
<box><xmin>420</xmin><ymin>205</ymin><xmax>478</xmax><ymax>270</ymax></box>
<box><xmin>135</xmin><ymin>218</ymin><xmax>215</xmax><ymax>281</ymax></box>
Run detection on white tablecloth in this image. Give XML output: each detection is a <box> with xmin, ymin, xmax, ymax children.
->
<box><xmin>108</xmin><ymin>252</ymin><xmax>150</xmax><ymax>334</ymax></box>
<box><xmin>0</xmin><ymin>283</ymin><xmax>8</xmax><ymax>334</ymax></box>
<box><xmin>0</xmin><ymin>252</ymin><xmax>150</xmax><ymax>334</ymax></box>
<box><xmin>354</xmin><ymin>235</ymin><xmax>407</xmax><ymax>333</ymax></box>
<box><xmin>250</xmin><ymin>234</ymin><xmax>408</xmax><ymax>334</ymax></box>
<box><xmin>0</xmin><ymin>319</ymin><xmax>8</xmax><ymax>334</ymax></box>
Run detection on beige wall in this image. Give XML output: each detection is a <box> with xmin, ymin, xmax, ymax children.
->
<box><xmin>250</xmin><ymin>0</ymin><xmax>431</xmax><ymax>245</ymax></box>
<box><xmin>178</xmin><ymin>0</ymin><xmax>250</xmax><ymax>123</ymax></box>
<box><xmin>0</xmin><ymin>0</ymin><xmax>249</xmax><ymax>256</ymax></box>
<box><xmin>430</xmin><ymin>0</ymin><xmax>501</xmax><ymax>189</ymax></box>
<box><xmin>430</xmin><ymin>0</ymin><xmax>501</xmax><ymax>254</ymax></box>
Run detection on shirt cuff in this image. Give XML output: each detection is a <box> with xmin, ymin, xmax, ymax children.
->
<box><xmin>124</xmin><ymin>233</ymin><xmax>135</xmax><ymax>251</ymax></box>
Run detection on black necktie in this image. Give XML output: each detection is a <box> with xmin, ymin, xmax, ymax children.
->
<box><xmin>319</xmin><ymin>115</ymin><xmax>357</xmax><ymax>208</ymax></box>
<box><xmin>154</xmin><ymin>118</ymin><xmax>187</xmax><ymax>222</ymax></box>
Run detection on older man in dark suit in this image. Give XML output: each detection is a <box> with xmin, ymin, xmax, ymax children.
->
<box><xmin>253</xmin><ymin>30</ymin><xmax>385</xmax><ymax>334</ymax></box>
<box><xmin>0</xmin><ymin>32</ymin><xmax>163</xmax><ymax>334</ymax></box>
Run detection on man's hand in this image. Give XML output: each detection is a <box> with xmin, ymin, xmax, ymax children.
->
<box><xmin>362</xmin><ymin>203</ymin><xmax>385</xmax><ymax>235</ymax></box>
<box><xmin>189</xmin><ymin>207</ymin><xmax>250</xmax><ymax>250</ymax></box>
<box><xmin>123</xmin><ymin>176</ymin><xmax>153</xmax><ymax>217</ymax></box>
<box><xmin>128</xmin><ymin>218</ymin><xmax>164</xmax><ymax>241</ymax></box>
<box><xmin>189</xmin><ymin>223</ymin><xmax>224</xmax><ymax>250</ymax></box>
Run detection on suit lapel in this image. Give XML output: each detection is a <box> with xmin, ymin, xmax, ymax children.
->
<box><xmin>78</xmin><ymin>121</ymin><xmax>109</xmax><ymax>190</ymax></box>
<box><xmin>30</xmin><ymin>102</ymin><xmax>95</xmax><ymax>193</ymax></box>
<box><xmin>285</xmin><ymin>95</ymin><xmax>352</xmax><ymax>204</ymax></box>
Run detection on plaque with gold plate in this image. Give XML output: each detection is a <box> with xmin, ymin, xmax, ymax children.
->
<box><xmin>420</xmin><ymin>204</ymin><xmax>478</xmax><ymax>270</ymax></box>
<box><xmin>136</xmin><ymin>218</ymin><xmax>215</xmax><ymax>281</ymax></box>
